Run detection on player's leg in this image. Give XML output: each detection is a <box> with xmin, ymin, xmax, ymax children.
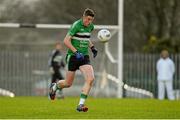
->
<box><xmin>49</xmin><ymin>67</ymin><xmax>57</xmax><ymax>100</ymax></box>
<box><xmin>165</xmin><ymin>80</ymin><xmax>175</xmax><ymax>100</ymax></box>
<box><xmin>57</xmin><ymin>54</ymin><xmax>78</xmax><ymax>89</ymax></box>
<box><xmin>56</xmin><ymin>72</ymin><xmax>65</xmax><ymax>99</ymax></box>
<box><xmin>57</xmin><ymin>71</ymin><xmax>75</xmax><ymax>88</ymax></box>
<box><xmin>49</xmin><ymin>71</ymin><xmax>75</xmax><ymax>100</ymax></box>
<box><xmin>80</xmin><ymin>65</ymin><xmax>94</xmax><ymax>94</ymax></box>
<box><xmin>49</xmin><ymin>55</ymin><xmax>78</xmax><ymax>100</ymax></box>
<box><xmin>77</xmin><ymin>64</ymin><xmax>94</xmax><ymax>112</ymax></box>
<box><xmin>158</xmin><ymin>80</ymin><xmax>165</xmax><ymax>100</ymax></box>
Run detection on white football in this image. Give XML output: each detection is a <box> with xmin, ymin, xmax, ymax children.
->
<box><xmin>97</xmin><ymin>29</ymin><xmax>111</xmax><ymax>42</ymax></box>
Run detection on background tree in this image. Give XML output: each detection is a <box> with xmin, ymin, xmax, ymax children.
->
<box><xmin>124</xmin><ymin>0</ymin><xmax>180</xmax><ymax>53</ymax></box>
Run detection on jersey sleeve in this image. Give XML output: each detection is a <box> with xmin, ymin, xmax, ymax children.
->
<box><xmin>67</xmin><ymin>22</ymin><xmax>79</xmax><ymax>36</ymax></box>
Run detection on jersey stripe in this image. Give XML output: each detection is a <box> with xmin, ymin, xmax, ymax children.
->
<box><xmin>76</xmin><ymin>32</ymin><xmax>91</xmax><ymax>36</ymax></box>
<box><xmin>74</xmin><ymin>34</ymin><xmax>90</xmax><ymax>38</ymax></box>
<box><xmin>72</xmin><ymin>36</ymin><xmax>90</xmax><ymax>41</ymax></box>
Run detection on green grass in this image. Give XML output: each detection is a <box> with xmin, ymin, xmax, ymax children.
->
<box><xmin>0</xmin><ymin>97</ymin><xmax>180</xmax><ymax>119</ymax></box>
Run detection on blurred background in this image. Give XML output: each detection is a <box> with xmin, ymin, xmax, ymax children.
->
<box><xmin>0</xmin><ymin>0</ymin><xmax>179</xmax><ymax>99</ymax></box>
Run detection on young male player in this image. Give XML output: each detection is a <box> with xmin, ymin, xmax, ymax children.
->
<box><xmin>49</xmin><ymin>8</ymin><xmax>98</xmax><ymax>112</ymax></box>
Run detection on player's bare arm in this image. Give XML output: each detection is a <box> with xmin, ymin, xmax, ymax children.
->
<box><xmin>89</xmin><ymin>40</ymin><xmax>94</xmax><ymax>48</ymax></box>
<box><xmin>64</xmin><ymin>35</ymin><xmax>77</xmax><ymax>53</ymax></box>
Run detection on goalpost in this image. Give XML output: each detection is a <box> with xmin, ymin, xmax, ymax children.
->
<box><xmin>117</xmin><ymin>0</ymin><xmax>124</xmax><ymax>98</ymax></box>
<box><xmin>0</xmin><ymin>22</ymin><xmax>122</xmax><ymax>97</ymax></box>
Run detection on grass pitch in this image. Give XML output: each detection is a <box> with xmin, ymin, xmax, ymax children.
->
<box><xmin>0</xmin><ymin>97</ymin><xmax>180</xmax><ymax>119</ymax></box>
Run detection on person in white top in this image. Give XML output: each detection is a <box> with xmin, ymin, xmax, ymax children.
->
<box><xmin>156</xmin><ymin>50</ymin><xmax>175</xmax><ymax>100</ymax></box>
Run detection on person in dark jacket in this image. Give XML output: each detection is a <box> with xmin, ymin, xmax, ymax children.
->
<box><xmin>48</xmin><ymin>42</ymin><xmax>65</xmax><ymax>99</ymax></box>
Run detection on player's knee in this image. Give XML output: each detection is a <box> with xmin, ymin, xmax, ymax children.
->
<box><xmin>65</xmin><ymin>82</ymin><xmax>72</xmax><ymax>88</ymax></box>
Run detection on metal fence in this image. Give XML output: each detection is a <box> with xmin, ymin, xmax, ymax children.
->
<box><xmin>0</xmin><ymin>50</ymin><xmax>49</xmax><ymax>96</ymax></box>
<box><xmin>123</xmin><ymin>53</ymin><xmax>180</xmax><ymax>98</ymax></box>
<box><xmin>0</xmin><ymin>50</ymin><xmax>180</xmax><ymax>98</ymax></box>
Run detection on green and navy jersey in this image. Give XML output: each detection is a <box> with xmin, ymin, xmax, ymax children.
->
<box><xmin>67</xmin><ymin>19</ymin><xmax>94</xmax><ymax>55</ymax></box>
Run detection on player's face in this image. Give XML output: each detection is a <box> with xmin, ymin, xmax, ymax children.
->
<box><xmin>83</xmin><ymin>16</ymin><xmax>94</xmax><ymax>27</ymax></box>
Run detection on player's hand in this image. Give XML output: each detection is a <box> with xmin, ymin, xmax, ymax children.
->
<box><xmin>49</xmin><ymin>67</ymin><xmax>54</xmax><ymax>74</ymax></box>
<box><xmin>75</xmin><ymin>51</ymin><xmax>84</xmax><ymax>60</ymax></box>
<box><xmin>91</xmin><ymin>46</ymin><xmax>98</xmax><ymax>58</ymax></box>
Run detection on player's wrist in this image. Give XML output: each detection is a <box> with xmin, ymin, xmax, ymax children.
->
<box><xmin>73</xmin><ymin>50</ymin><xmax>78</xmax><ymax>53</ymax></box>
<box><xmin>91</xmin><ymin>46</ymin><xmax>98</xmax><ymax>58</ymax></box>
<box><xmin>90</xmin><ymin>46</ymin><xmax>95</xmax><ymax>50</ymax></box>
<box><xmin>74</xmin><ymin>51</ymin><xmax>80</xmax><ymax>55</ymax></box>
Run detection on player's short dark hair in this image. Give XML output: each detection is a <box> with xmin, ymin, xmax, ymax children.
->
<box><xmin>83</xmin><ymin>8</ymin><xmax>95</xmax><ymax>17</ymax></box>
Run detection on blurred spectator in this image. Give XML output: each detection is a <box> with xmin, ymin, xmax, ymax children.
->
<box><xmin>48</xmin><ymin>42</ymin><xmax>65</xmax><ymax>99</ymax></box>
<box><xmin>156</xmin><ymin>50</ymin><xmax>175</xmax><ymax>100</ymax></box>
